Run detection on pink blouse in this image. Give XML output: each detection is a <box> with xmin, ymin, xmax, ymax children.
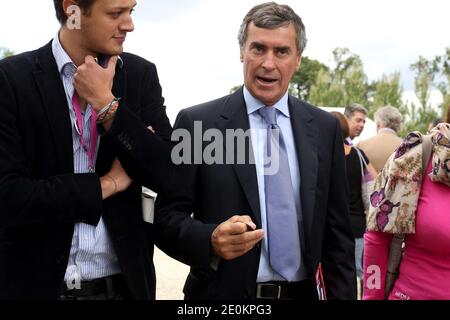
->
<box><xmin>363</xmin><ymin>161</ymin><xmax>450</xmax><ymax>300</ymax></box>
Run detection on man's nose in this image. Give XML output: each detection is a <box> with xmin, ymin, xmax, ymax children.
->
<box><xmin>120</xmin><ymin>15</ymin><xmax>135</xmax><ymax>32</ymax></box>
<box><xmin>261</xmin><ymin>52</ymin><xmax>276</xmax><ymax>70</ymax></box>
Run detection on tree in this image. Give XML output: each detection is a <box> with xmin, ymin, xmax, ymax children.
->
<box><xmin>0</xmin><ymin>47</ymin><xmax>14</xmax><ymax>60</ymax></box>
<box><xmin>230</xmin><ymin>85</ymin><xmax>241</xmax><ymax>94</ymax></box>
<box><xmin>435</xmin><ymin>47</ymin><xmax>450</xmax><ymax>118</ymax></box>
<box><xmin>400</xmin><ymin>55</ymin><xmax>440</xmax><ymax>135</ymax></box>
<box><xmin>309</xmin><ymin>48</ymin><xmax>369</xmax><ymax>108</ymax></box>
<box><xmin>290</xmin><ymin>56</ymin><xmax>328</xmax><ymax>101</ymax></box>
<box><xmin>369</xmin><ymin>72</ymin><xmax>403</xmax><ymax>117</ymax></box>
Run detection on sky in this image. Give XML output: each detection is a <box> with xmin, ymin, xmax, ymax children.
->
<box><xmin>1</xmin><ymin>0</ymin><xmax>449</xmax><ymax>123</ymax></box>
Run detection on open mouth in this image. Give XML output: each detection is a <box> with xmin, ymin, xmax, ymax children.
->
<box><xmin>257</xmin><ymin>76</ymin><xmax>278</xmax><ymax>84</ymax></box>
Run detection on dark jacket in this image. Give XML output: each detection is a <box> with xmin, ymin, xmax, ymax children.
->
<box><xmin>0</xmin><ymin>41</ymin><xmax>172</xmax><ymax>299</ymax></box>
<box><xmin>155</xmin><ymin>89</ymin><xmax>356</xmax><ymax>300</ymax></box>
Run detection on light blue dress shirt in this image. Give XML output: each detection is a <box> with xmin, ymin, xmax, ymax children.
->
<box><xmin>52</xmin><ymin>34</ymin><xmax>121</xmax><ymax>283</ymax></box>
<box><xmin>244</xmin><ymin>87</ymin><xmax>307</xmax><ymax>282</ymax></box>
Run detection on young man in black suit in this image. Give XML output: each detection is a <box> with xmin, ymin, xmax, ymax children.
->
<box><xmin>153</xmin><ymin>2</ymin><xmax>356</xmax><ymax>300</ymax></box>
<box><xmin>0</xmin><ymin>0</ymin><xmax>172</xmax><ymax>299</ymax></box>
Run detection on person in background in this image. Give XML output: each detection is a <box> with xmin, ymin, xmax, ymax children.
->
<box><xmin>344</xmin><ymin>104</ymin><xmax>368</xmax><ymax>144</ymax></box>
<box><xmin>331</xmin><ymin>111</ymin><xmax>377</xmax><ymax>299</ymax></box>
<box><xmin>364</xmin><ymin>119</ymin><xmax>450</xmax><ymax>300</ymax></box>
<box><xmin>358</xmin><ymin>106</ymin><xmax>403</xmax><ymax>173</ymax></box>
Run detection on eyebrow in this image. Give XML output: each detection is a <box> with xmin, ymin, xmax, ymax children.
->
<box><xmin>249</xmin><ymin>42</ymin><xmax>291</xmax><ymax>51</ymax></box>
<box><xmin>109</xmin><ymin>2</ymin><xmax>137</xmax><ymax>10</ymax></box>
<box><xmin>275</xmin><ymin>46</ymin><xmax>291</xmax><ymax>52</ymax></box>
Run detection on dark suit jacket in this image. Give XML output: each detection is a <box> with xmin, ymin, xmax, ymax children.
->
<box><xmin>155</xmin><ymin>88</ymin><xmax>356</xmax><ymax>300</ymax></box>
<box><xmin>0</xmin><ymin>41</ymin><xmax>172</xmax><ymax>299</ymax></box>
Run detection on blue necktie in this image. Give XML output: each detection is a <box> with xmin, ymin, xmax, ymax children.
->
<box><xmin>259</xmin><ymin>106</ymin><xmax>301</xmax><ymax>282</ymax></box>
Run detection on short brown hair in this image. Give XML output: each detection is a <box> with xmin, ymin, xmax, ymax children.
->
<box><xmin>53</xmin><ymin>0</ymin><xmax>95</xmax><ymax>25</ymax></box>
<box><xmin>330</xmin><ymin>111</ymin><xmax>349</xmax><ymax>141</ymax></box>
<box><xmin>238</xmin><ymin>2</ymin><xmax>307</xmax><ymax>55</ymax></box>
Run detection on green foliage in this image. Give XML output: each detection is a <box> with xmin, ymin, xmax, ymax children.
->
<box><xmin>230</xmin><ymin>85</ymin><xmax>242</xmax><ymax>94</ymax></box>
<box><xmin>230</xmin><ymin>46</ymin><xmax>450</xmax><ymax>134</ymax></box>
<box><xmin>308</xmin><ymin>48</ymin><xmax>368</xmax><ymax>108</ymax></box>
<box><xmin>290</xmin><ymin>56</ymin><xmax>328</xmax><ymax>101</ymax></box>
<box><xmin>0</xmin><ymin>47</ymin><xmax>14</xmax><ymax>59</ymax></box>
<box><xmin>400</xmin><ymin>48</ymin><xmax>450</xmax><ymax>135</ymax></box>
<box><xmin>369</xmin><ymin>72</ymin><xmax>403</xmax><ymax>113</ymax></box>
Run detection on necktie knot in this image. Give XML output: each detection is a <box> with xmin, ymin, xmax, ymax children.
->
<box><xmin>259</xmin><ymin>106</ymin><xmax>278</xmax><ymax>126</ymax></box>
<box><xmin>62</xmin><ymin>63</ymin><xmax>77</xmax><ymax>79</ymax></box>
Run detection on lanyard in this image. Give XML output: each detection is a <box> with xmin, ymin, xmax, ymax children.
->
<box><xmin>72</xmin><ymin>93</ymin><xmax>98</xmax><ymax>172</ymax></box>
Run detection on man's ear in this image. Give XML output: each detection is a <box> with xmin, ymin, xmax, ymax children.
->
<box><xmin>62</xmin><ymin>0</ymin><xmax>78</xmax><ymax>19</ymax></box>
<box><xmin>240</xmin><ymin>50</ymin><xmax>244</xmax><ymax>63</ymax></box>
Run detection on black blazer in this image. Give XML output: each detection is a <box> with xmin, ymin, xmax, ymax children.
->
<box><xmin>0</xmin><ymin>41</ymin><xmax>172</xmax><ymax>299</ymax></box>
<box><xmin>155</xmin><ymin>89</ymin><xmax>356</xmax><ymax>300</ymax></box>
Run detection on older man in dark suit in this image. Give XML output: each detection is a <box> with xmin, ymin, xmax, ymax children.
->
<box><xmin>155</xmin><ymin>2</ymin><xmax>356</xmax><ymax>300</ymax></box>
<box><xmin>0</xmin><ymin>0</ymin><xmax>172</xmax><ymax>299</ymax></box>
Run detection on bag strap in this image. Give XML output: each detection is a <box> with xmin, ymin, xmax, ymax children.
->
<box><xmin>384</xmin><ymin>134</ymin><xmax>434</xmax><ymax>299</ymax></box>
<box><xmin>421</xmin><ymin>135</ymin><xmax>433</xmax><ymax>173</ymax></box>
<box><xmin>354</xmin><ymin>147</ymin><xmax>368</xmax><ymax>177</ymax></box>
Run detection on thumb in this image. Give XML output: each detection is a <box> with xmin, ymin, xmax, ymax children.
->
<box><xmin>108</xmin><ymin>56</ymin><xmax>119</xmax><ymax>71</ymax></box>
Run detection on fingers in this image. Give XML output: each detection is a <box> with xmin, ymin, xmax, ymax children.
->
<box><xmin>229</xmin><ymin>215</ymin><xmax>256</xmax><ymax>231</ymax></box>
<box><xmin>211</xmin><ymin>216</ymin><xmax>264</xmax><ymax>260</ymax></box>
<box><xmin>213</xmin><ymin>231</ymin><xmax>264</xmax><ymax>260</ymax></box>
<box><xmin>84</xmin><ymin>55</ymin><xmax>96</xmax><ymax>64</ymax></box>
<box><xmin>107</xmin><ymin>56</ymin><xmax>118</xmax><ymax>71</ymax></box>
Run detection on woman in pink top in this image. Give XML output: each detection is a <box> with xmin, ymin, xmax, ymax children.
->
<box><xmin>363</xmin><ymin>120</ymin><xmax>450</xmax><ymax>300</ymax></box>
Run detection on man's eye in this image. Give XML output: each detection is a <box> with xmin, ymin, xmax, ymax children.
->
<box><xmin>252</xmin><ymin>46</ymin><xmax>264</xmax><ymax>53</ymax></box>
<box><xmin>110</xmin><ymin>12</ymin><xmax>121</xmax><ymax>18</ymax></box>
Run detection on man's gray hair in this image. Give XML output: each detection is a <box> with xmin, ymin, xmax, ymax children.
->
<box><xmin>344</xmin><ymin>103</ymin><xmax>368</xmax><ymax>119</ymax></box>
<box><xmin>238</xmin><ymin>2</ymin><xmax>307</xmax><ymax>55</ymax></box>
<box><xmin>374</xmin><ymin>106</ymin><xmax>403</xmax><ymax>133</ymax></box>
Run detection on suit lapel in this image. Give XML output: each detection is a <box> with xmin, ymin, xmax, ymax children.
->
<box><xmin>289</xmin><ymin>97</ymin><xmax>319</xmax><ymax>239</ymax></box>
<box><xmin>33</xmin><ymin>42</ymin><xmax>73</xmax><ymax>173</ymax></box>
<box><xmin>216</xmin><ymin>89</ymin><xmax>262</xmax><ymax>227</ymax></box>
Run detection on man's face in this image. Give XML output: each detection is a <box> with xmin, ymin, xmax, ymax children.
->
<box><xmin>347</xmin><ymin>111</ymin><xmax>366</xmax><ymax>139</ymax></box>
<box><xmin>79</xmin><ymin>0</ymin><xmax>136</xmax><ymax>56</ymax></box>
<box><xmin>240</xmin><ymin>22</ymin><xmax>301</xmax><ymax>106</ymax></box>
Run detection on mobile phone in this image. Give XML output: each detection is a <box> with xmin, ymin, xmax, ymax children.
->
<box><xmin>245</xmin><ymin>222</ymin><xmax>256</xmax><ymax>232</ymax></box>
<box><xmin>95</xmin><ymin>55</ymin><xmax>111</xmax><ymax>68</ymax></box>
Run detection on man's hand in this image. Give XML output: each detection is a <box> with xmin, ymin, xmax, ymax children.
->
<box><xmin>100</xmin><ymin>158</ymin><xmax>133</xmax><ymax>200</ymax></box>
<box><xmin>73</xmin><ymin>55</ymin><xmax>118</xmax><ymax>112</ymax></box>
<box><xmin>211</xmin><ymin>215</ymin><xmax>264</xmax><ymax>260</ymax></box>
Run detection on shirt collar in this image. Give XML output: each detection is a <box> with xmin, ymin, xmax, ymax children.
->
<box><xmin>52</xmin><ymin>31</ymin><xmax>124</xmax><ymax>75</ymax></box>
<box><xmin>52</xmin><ymin>32</ymin><xmax>74</xmax><ymax>75</ymax></box>
<box><xmin>378</xmin><ymin>128</ymin><xmax>397</xmax><ymax>135</ymax></box>
<box><xmin>243</xmin><ymin>86</ymin><xmax>290</xmax><ymax>118</ymax></box>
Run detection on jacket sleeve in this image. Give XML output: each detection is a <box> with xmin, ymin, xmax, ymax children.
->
<box><xmin>153</xmin><ymin>109</ymin><xmax>217</xmax><ymax>270</ymax></box>
<box><xmin>106</xmin><ymin>63</ymin><xmax>173</xmax><ymax>194</ymax></box>
<box><xmin>321</xmin><ymin>117</ymin><xmax>357</xmax><ymax>299</ymax></box>
<box><xmin>0</xmin><ymin>67</ymin><xmax>103</xmax><ymax>228</ymax></box>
